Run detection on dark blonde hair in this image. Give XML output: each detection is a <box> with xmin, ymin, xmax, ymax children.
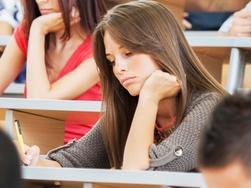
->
<box><xmin>104</xmin><ymin>0</ymin><xmax>132</xmax><ymax>9</ymax></box>
<box><xmin>93</xmin><ymin>0</ymin><xmax>226</xmax><ymax>168</ymax></box>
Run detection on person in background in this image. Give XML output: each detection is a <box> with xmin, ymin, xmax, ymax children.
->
<box><xmin>0</xmin><ymin>0</ymin><xmax>25</xmax><ymax>83</ymax></box>
<box><xmin>199</xmin><ymin>92</ymin><xmax>251</xmax><ymax>188</ymax></box>
<box><xmin>0</xmin><ymin>0</ymin><xmax>106</xmax><ymax>143</ymax></box>
<box><xmin>22</xmin><ymin>1</ymin><xmax>225</xmax><ymax>171</ymax></box>
<box><xmin>219</xmin><ymin>1</ymin><xmax>251</xmax><ymax>37</ymax></box>
<box><xmin>184</xmin><ymin>0</ymin><xmax>249</xmax><ymax>30</ymax></box>
<box><xmin>0</xmin><ymin>129</ymin><xmax>22</xmax><ymax>188</ymax></box>
<box><xmin>0</xmin><ymin>0</ymin><xmax>21</xmax><ymax>33</ymax></box>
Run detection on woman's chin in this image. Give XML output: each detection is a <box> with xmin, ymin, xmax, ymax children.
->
<box><xmin>125</xmin><ymin>84</ymin><xmax>141</xmax><ymax>96</ymax></box>
<box><xmin>127</xmin><ymin>89</ymin><xmax>140</xmax><ymax>96</ymax></box>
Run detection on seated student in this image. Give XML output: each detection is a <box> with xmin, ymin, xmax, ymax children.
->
<box><xmin>0</xmin><ymin>0</ymin><xmax>24</xmax><ymax>83</ymax></box>
<box><xmin>184</xmin><ymin>0</ymin><xmax>249</xmax><ymax>30</ymax></box>
<box><xmin>0</xmin><ymin>130</ymin><xmax>22</xmax><ymax>188</ymax></box>
<box><xmin>0</xmin><ymin>0</ymin><xmax>21</xmax><ymax>50</ymax></box>
<box><xmin>0</xmin><ymin>0</ymin><xmax>21</xmax><ymax>33</ymax></box>
<box><xmin>0</xmin><ymin>0</ymin><xmax>106</xmax><ymax>143</ymax></box>
<box><xmin>219</xmin><ymin>1</ymin><xmax>251</xmax><ymax>36</ymax></box>
<box><xmin>23</xmin><ymin>1</ymin><xmax>226</xmax><ymax>171</ymax></box>
<box><xmin>199</xmin><ymin>92</ymin><xmax>251</xmax><ymax>188</ymax></box>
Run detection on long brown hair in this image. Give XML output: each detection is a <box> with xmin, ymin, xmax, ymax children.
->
<box><xmin>93</xmin><ymin>1</ymin><xmax>227</xmax><ymax>168</ymax></box>
<box><xmin>104</xmin><ymin>0</ymin><xmax>132</xmax><ymax>9</ymax></box>
<box><xmin>21</xmin><ymin>0</ymin><xmax>106</xmax><ymax>41</ymax></box>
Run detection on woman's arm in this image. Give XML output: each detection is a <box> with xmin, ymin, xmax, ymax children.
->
<box><xmin>228</xmin><ymin>10</ymin><xmax>251</xmax><ymax>37</ymax></box>
<box><xmin>219</xmin><ymin>2</ymin><xmax>251</xmax><ymax>36</ymax></box>
<box><xmin>22</xmin><ymin>119</ymin><xmax>110</xmax><ymax>168</ymax></box>
<box><xmin>26</xmin><ymin>13</ymin><xmax>99</xmax><ymax>99</ymax></box>
<box><xmin>0</xmin><ymin>36</ymin><xmax>26</xmax><ymax>94</ymax></box>
<box><xmin>122</xmin><ymin>70</ymin><xmax>180</xmax><ymax>170</ymax></box>
<box><xmin>122</xmin><ymin>96</ymin><xmax>158</xmax><ymax>170</ymax></box>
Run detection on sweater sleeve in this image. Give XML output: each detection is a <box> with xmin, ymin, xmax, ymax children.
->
<box><xmin>47</xmin><ymin>119</ymin><xmax>110</xmax><ymax>168</ymax></box>
<box><xmin>148</xmin><ymin>92</ymin><xmax>221</xmax><ymax>171</ymax></box>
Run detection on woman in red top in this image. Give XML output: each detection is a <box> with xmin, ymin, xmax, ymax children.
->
<box><xmin>0</xmin><ymin>0</ymin><xmax>106</xmax><ymax>143</ymax></box>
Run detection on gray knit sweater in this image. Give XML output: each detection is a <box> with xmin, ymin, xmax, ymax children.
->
<box><xmin>48</xmin><ymin>90</ymin><xmax>221</xmax><ymax>171</ymax></box>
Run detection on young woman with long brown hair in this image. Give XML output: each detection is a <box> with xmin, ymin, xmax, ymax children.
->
<box><xmin>0</xmin><ymin>0</ymin><xmax>106</xmax><ymax>143</ymax></box>
<box><xmin>22</xmin><ymin>1</ymin><xmax>226</xmax><ymax>171</ymax></box>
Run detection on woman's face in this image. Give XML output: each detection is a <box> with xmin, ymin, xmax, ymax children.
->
<box><xmin>35</xmin><ymin>0</ymin><xmax>61</xmax><ymax>15</ymax></box>
<box><xmin>104</xmin><ymin>31</ymin><xmax>160</xmax><ymax>96</ymax></box>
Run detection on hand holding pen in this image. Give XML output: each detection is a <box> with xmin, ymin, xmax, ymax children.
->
<box><xmin>14</xmin><ymin>120</ymin><xmax>40</xmax><ymax>166</ymax></box>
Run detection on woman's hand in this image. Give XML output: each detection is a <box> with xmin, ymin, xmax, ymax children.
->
<box><xmin>22</xmin><ymin>145</ymin><xmax>40</xmax><ymax>166</ymax></box>
<box><xmin>31</xmin><ymin>7</ymin><xmax>80</xmax><ymax>35</ymax></box>
<box><xmin>182</xmin><ymin>12</ymin><xmax>192</xmax><ymax>30</ymax></box>
<box><xmin>31</xmin><ymin>13</ymin><xmax>64</xmax><ymax>35</ymax></box>
<box><xmin>140</xmin><ymin>70</ymin><xmax>181</xmax><ymax>103</ymax></box>
<box><xmin>229</xmin><ymin>10</ymin><xmax>251</xmax><ymax>37</ymax></box>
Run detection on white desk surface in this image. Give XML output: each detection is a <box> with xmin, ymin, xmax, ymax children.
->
<box><xmin>22</xmin><ymin>167</ymin><xmax>206</xmax><ymax>187</ymax></box>
<box><xmin>3</xmin><ymin>83</ymin><xmax>24</xmax><ymax>95</ymax></box>
<box><xmin>185</xmin><ymin>31</ymin><xmax>251</xmax><ymax>48</ymax></box>
<box><xmin>2</xmin><ymin>31</ymin><xmax>249</xmax><ymax>48</ymax></box>
<box><xmin>0</xmin><ymin>97</ymin><xmax>102</xmax><ymax>112</ymax></box>
<box><xmin>0</xmin><ymin>35</ymin><xmax>10</xmax><ymax>46</ymax></box>
<box><xmin>2</xmin><ymin>32</ymin><xmax>251</xmax><ymax>48</ymax></box>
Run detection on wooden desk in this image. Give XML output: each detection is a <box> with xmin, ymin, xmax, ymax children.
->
<box><xmin>22</xmin><ymin>167</ymin><xmax>207</xmax><ymax>188</ymax></box>
<box><xmin>0</xmin><ymin>98</ymin><xmax>102</xmax><ymax>154</ymax></box>
<box><xmin>185</xmin><ymin>31</ymin><xmax>251</xmax><ymax>94</ymax></box>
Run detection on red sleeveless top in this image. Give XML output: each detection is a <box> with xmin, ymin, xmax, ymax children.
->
<box><xmin>14</xmin><ymin>25</ymin><xmax>102</xmax><ymax>143</ymax></box>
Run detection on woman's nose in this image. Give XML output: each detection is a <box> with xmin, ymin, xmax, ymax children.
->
<box><xmin>36</xmin><ymin>0</ymin><xmax>48</xmax><ymax>3</ymax></box>
<box><xmin>115</xmin><ymin>59</ymin><xmax>128</xmax><ymax>73</ymax></box>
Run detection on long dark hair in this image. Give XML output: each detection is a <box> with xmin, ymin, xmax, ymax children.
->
<box><xmin>94</xmin><ymin>1</ymin><xmax>226</xmax><ymax>168</ymax></box>
<box><xmin>21</xmin><ymin>0</ymin><xmax>106</xmax><ymax>40</ymax></box>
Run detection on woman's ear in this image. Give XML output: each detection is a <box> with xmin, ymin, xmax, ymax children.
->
<box><xmin>70</xmin><ymin>6</ymin><xmax>80</xmax><ymax>25</ymax></box>
<box><xmin>71</xmin><ymin>6</ymin><xmax>80</xmax><ymax>19</ymax></box>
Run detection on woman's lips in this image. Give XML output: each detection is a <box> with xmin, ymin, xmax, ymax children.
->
<box><xmin>121</xmin><ymin>76</ymin><xmax>136</xmax><ymax>86</ymax></box>
<box><xmin>40</xmin><ymin>9</ymin><xmax>53</xmax><ymax>14</ymax></box>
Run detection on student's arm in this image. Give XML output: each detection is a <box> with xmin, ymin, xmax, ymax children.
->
<box><xmin>0</xmin><ymin>36</ymin><xmax>26</xmax><ymax>94</ymax></box>
<box><xmin>122</xmin><ymin>70</ymin><xmax>180</xmax><ymax>170</ymax></box>
<box><xmin>26</xmin><ymin>13</ymin><xmax>99</xmax><ymax>99</ymax></box>
<box><xmin>0</xmin><ymin>20</ymin><xmax>13</xmax><ymax>36</ymax></box>
<box><xmin>23</xmin><ymin>119</ymin><xmax>110</xmax><ymax>168</ymax></box>
<box><xmin>0</xmin><ymin>21</ymin><xmax>13</xmax><ymax>52</ymax></box>
<box><xmin>228</xmin><ymin>10</ymin><xmax>251</xmax><ymax>37</ymax></box>
<box><xmin>219</xmin><ymin>2</ymin><xmax>251</xmax><ymax>36</ymax></box>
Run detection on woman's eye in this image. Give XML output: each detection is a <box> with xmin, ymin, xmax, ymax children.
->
<box><xmin>125</xmin><ymin>51</ymin><xmax>132</xmax><ymax>57</ymax></box>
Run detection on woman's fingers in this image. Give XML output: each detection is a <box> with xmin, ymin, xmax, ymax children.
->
<box><xmin>23</xmin><ymin>145</ymin><xmax>40</xmax><ymax>166</ymax></box>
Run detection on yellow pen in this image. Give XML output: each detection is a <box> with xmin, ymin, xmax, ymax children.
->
<box><xmin>14</xmin><ymin>120</ymin><xmax>25</xmax><ymax>154</ymax></box>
